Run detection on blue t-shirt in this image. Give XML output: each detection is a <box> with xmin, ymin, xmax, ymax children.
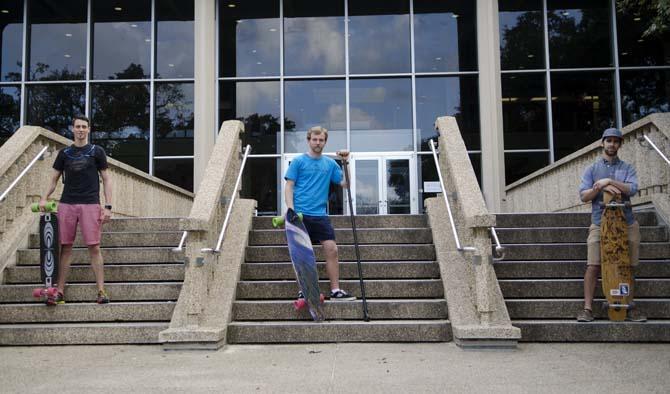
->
<box><xmin>579</xmin><ymin>157</ymin><xmax>638</xmax><ymax>225</ymax></box>
<box><xmin>284</xmin><ymin>154</ymin><xmax>343</xmax><ymax>216</ymax></box>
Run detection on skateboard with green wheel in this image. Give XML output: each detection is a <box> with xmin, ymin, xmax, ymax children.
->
<box><xmin>30</xmin><ymin>201</ymin><xmax>60</xmax><ymax>306</ymax></box>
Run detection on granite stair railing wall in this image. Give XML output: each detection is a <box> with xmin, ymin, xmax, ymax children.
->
<box><xmin>0</xmin><ymin>126</ymin><xmax>193</xmax><ymax>283</ymax></box>
<box><xmin>425</xmin><ymin>116</ymin><xmax>520</xmax><ymax>348</ymax></box>
<box><xmin>504</xmin><ymin>113</ymin><xmax>670</xmax><ymax>221</ymax></box>
<box><xmin>159</xmin><ymin>120</ymin><xmax>256</xmax><ymax>350</ymax></box>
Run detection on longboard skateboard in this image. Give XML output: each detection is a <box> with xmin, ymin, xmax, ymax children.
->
<box><xmin>273</xmin><ymin>208</ymin><xmax>325</xmax><ymax>321</ymax></box>
<box><xmin>600</xmin><ymin>191</ymin><xmax>632</xmax><ymax>321</ymax></box>
<box><xmin>30</xmin><ymin>201</ymin><xmax>60</xmax><ymax>306</ymax></box>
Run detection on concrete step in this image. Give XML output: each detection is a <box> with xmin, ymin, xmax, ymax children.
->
<box><xmin>0</xmin><ymin>282</ymin><xmax>182</xmax><ymax>303</ymax></box>
<box><xmin>505</xmin><ymin>299</ymin><xmax>670</xmax><ymax>319</ymax></box>
<box><xmin>499</xmin><ymin>278</ymin><xmax>670</xmax><ymax>298</ymax></box>
<box><xmin>513</xmin><ymin>320</ymin><xmax>670</xmax><ymax>342</ymax></box>
<box><xmin>494</xmin><ymin>260</ymin><xmax>670</xmax><ymax>279</ymax></box>
<box><xmin>236</xmin><ymin>279</ymin><xmax>444</xmax><ymax>299</ymax></box>
<box><xmin>101</xmin><ymin>217</ymin><xmax>181</xmax><ymax>232</ymax></box>
<box><xmin>29</xmin><ymin>231</ymin><xmax>183</xmax><ymax>248</ymax></box>
<box><xmin>4</xmin><ymin>264</ymin><xmax>184</xmax><ymax>284</ymax></box>
<box><xmin>0</xmin><ymin>322</ymin><xmax>168</xmax><ymax>345</ymax></box>
<box><xmin>232</xmin><ymin>299</ymin><xmax>448</xmax><ymax>320</ymax></box>
<box><xmin>226</xmin><ymin>320</ymin><xmax>451</xmax><ymax>343</ymax></box>
<box><xmin>0</xmin><ymin>302</ymin><xmax>175</xmax><ymax>323</ymax></box>
<box><xmin>17</xmin><ymin>247</ymin><xmax>179</xmax><ymax>265</ymax></box>
<box><xmin>494</xmin><ymin>211</ymin><xmax>658</xmax><ymax>228</ymax></box>
<box><xmin>240</xmin><ymin>261</ymin><xmax>440</xmax><ymax>280</ymax></box>
<box><xmin>245</xmin><ymin>244</ymin><xmax>436</xmax><ymax>262</ymax></box>
<box><xmin>502</xmin><ymin>242</ymin><xmax>670</xmax><ymax>260</ymax></box>
<box><xmin>249</xmin><ymin>228</ymin><xmax>432</xmax><ymax>245</ymax></box>
<box><xmin>495</xmin><ymin>226</ymin><xmax>667</xmax><ymax>244</ymax></box>
<box><xmin>252</xmin><ymin>214</ymin><xmax>428</xmax><ymax>230</ymax></box>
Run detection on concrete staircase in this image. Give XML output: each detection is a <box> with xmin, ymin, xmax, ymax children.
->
<box><xmin>227</xmin><ymin>215</ymin><xmax>451</xmax><ymax>343</ymax></box>
<box><xmin>495</xmin><ymin>210</ymin><xmax>670</xmax><ymax>342</ymax></box>
<box><xmin>0</xmin><ymin>218</ymin><xmax>184</xmax><ymax>345</ymax></box>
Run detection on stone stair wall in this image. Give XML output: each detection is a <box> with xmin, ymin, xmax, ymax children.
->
<box><xmin>226</xmin><ymin>214</ymin><xmax>451</xmax><ymax>343</ymax></box>
<box><xmin>494</xmin><ymin>211</ymin><xmax>670</xmax><ymax>342</ymax></box>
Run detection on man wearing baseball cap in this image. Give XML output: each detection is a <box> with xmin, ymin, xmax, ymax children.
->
<box><xmin>577</xmin><ymin>127</ymin><xmax>646</xmax><ymax>322</ymax></box>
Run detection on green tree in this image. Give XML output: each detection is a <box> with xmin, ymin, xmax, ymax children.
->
<box><xmin>618</xmin><ymin>0</ymin><xmax>670</xmax><ymax>37</ymax></box>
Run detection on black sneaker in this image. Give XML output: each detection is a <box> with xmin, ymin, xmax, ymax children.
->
<box><xmin>330</xmin><ymin>290</ymin><xmax>356</xmax><ymax>301</ymax></box>
<box><xmin>297</xmin><ymin>291</ymin><xmax>304</xmax><ymax>299</ymax></box>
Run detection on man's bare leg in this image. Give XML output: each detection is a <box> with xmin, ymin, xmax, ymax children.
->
<box><xmin>583</xmin><ymin>265</ymin><xmax>600</xmax><ymax>311</ymax></box>
<box><xmin>57</xmin><ymin>244</ymin><xmax>73</xmax><ymax>294</ymax></box>
<box><xmin>321</xmin><ymin>240</ymin><xmax>340</xmax><ymax>290</ymax></box>
<box><xmin>88</xmin><ymin>244</ymin><xmax>105</xmax><ymax>292</ymax></box>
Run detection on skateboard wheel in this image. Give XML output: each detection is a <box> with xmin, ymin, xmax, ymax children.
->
<box><xmin>293</xmin><ymin>299</ymin><xmax>306</xmax><ymax>310</ymax></box>
<box><xmin>272</xmin><ymin>216</ymin><xmax>284</xmax><ymax>228</ymax></box>
<box><xmin>31</xmin><ymin>201</ymin><xmax>57</xmax><ymax>213</ymax></box>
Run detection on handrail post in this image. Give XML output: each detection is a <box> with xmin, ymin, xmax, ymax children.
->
<box><xmin>201</xmin><ymin>144</ymin><xmax>251</xmax><ymax>254</ymax></box>
<box><xmin>0</xmin><ymin>146</ymin><xmax>49</xmax><ymax>203</ymax></box>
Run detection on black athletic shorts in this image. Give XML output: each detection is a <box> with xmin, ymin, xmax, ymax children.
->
<box><xmin>302</xmin><ymin>215</ymin><xmax>336</xmax><ymax>243</ymax></box>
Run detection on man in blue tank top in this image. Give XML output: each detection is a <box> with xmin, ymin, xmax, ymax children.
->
<box><xmin>284</xmin><ymin>126</ymin><xmax>356</xmax><ymax>301</ymax></box>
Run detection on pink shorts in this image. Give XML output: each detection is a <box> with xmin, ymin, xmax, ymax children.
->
<box><xmin>58</xmin><ymin>203</ymin><xmax>102</xmax><ymax>246</ymax></box>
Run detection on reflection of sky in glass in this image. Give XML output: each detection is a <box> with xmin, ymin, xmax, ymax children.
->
<box><xmin>284</xmin><ymin>79</ymin><xmax>346</xmax><ymax>153</ymax></box>
<box><xmin>349</xmin><ymin>15</ymin><xmax>410</xmax><ymax>74</ymax></box>
<box><xmin>355</xmin><ymin>160</ymin><xmax>379</xmax><ymax>214</ymax></box>
<box><xmin>413</xmin><ymin>13</ymin><xmax>461</xmax><ymax>72</ymax></box>
<box><xmin>284</xmin><ymin>16</ymin><xmax>345</xmax><ymax>75</ymax></box>
<box><xmin>93</xmin><ymin>22</ymin><xmax>151</xmax><ymax>79</ymax></box>
<box><xmin>30</xmin><ymin>23</ymin><xmax>86</xmax><ymax>80</ymax></box>
<box><xmin>499</xmin><ymin>12</ymin><xmax>526</xmax><ymax>50</ymax></box>
<box><xmin>157</xmin><ymin>21</ymin><xmax>194</xmax><ymax>78</ymax></box>
<box><xmin>232</xmin><ymin>81</ymin><xmax>280</xmax><ymax>119</ymax></box>
<box><xmin>1</xmin><ymin>23</ymin><xmax>22</xmax><ymax>81</ymax></box>
<box><xmin>234</xmin><ymin>18</ymin><xmax>280</xmax><ymax>77</ymax></box>
<box><xmin>350</xmin><ymin>78</ymin><xmax>412</xmax><ymax>152</ymax></box>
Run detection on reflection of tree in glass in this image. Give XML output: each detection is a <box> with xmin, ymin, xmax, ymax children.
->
<box><xmin>621</xmin><ymin>71</ymin><xmax>670</xmax><ymax>124</ymax></box>
<box><xmin>236</xmin><ymin>113</ymin><xmax>295</xmax><ymax>152</ymax></box>
<box><xmin>0</xmin><ymin>90</ymin><xmax>20</xmax><ymax>137</ymax></box>
<box><xmin>500</xmin><ymin>11</ymin><xmax>543</xmax><ymax>69</ymax></box>
<box><xmin>618</xmin><ymin>0</ymin><xmax>670</xmax><ymax>37</ymax></box>
<box><xmin>27</xmin><ymin>84</ymin><xmax>85</xmax><ymax>138</ymax></box>
<box><xmin>5</xmin><ymin>63</ymin><xmax>21</xmax><ymax>82</ymax></box>
<box><xmin>155</xmin><ymin>84</ymin><xmax>193</xmax><ymax>140</ymax></box>
<box><xmin>31</xmin><ymin>62</ymin><xmax>85</xmax><ymax>81</ymax></box>
<box><xmin>387</xmin><ymin>163</ymin><xmax>409</xmax><ymax>212</ymax></box>
<box><xmin>548</xmin><ymin>9</ymin><xmax>611</xmax><ymax>67</ymax></box>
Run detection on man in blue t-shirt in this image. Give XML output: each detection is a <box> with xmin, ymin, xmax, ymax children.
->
<box><xmin>284</xmin><ymin>126</ymin><xmax>356</xmax><ymax>301</ymax></box>
<box><xmin>576</xmin><ymin>127</ymin><xmax>645</xmax><ymax>323</ymax></box>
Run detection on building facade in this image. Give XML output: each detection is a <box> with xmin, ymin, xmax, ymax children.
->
<box><xmin>0</xmin><ymin>0</ymin><xmax>668</xmax><ymax>215</ymax></box>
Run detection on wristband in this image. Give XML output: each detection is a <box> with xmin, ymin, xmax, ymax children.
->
<box><xmin>104</xmin><ymin>205</ymin><xmax>112</xmax><ymax>210</ymax></box>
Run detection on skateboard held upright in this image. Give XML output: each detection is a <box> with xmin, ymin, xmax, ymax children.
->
<box><xmin>273</xmin><ymin>208</ymin><xmax>325</xmax><ymax>321</ymax></box>
<box><xmin>600</xmin><ymin>191</ymin><xmax>632</xmax><ymax>321</ymax></box>
<box><xmin>30</xmin><ymin>201</ymin><xmax>60</xmax><ymax>306</ymax></box>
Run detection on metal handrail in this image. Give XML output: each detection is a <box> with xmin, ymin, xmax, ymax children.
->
<box><xmin>0</xmin><ymin>146</ymin><xmax>49</xmax><ymax>203</ymax></box>
<box><xmin>172</xmin><ymin>231</ymin><xmax>188</xmax><ymax>253</ymax></box>
<box><xmin>429</xmin><ymin>139</ymin><xmax>476</xmax><ymax>252</ymax></box>
<box><xmin>639</xmin><ymin>134</ymin><xmax>670</xmax><ymax>167</ymax></box>
<box><xmin>490</xmin><ymin>227</ymin><xmax>505</xmax><ymax>260</ymax></box>
<box><xmin>201</xmin><ymin>144</ymin><xmax>252</xmax><ymax>254</ymax></box>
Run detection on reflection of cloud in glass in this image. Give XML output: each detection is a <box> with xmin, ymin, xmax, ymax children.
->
<box><xmin>1</xmin><ymin>23</ymin><xmax>22</xmax><ymax>81</ymax></box>
<box><xmin>235</xmin><ymin>81</ymin><xmax>279</xmax><ymax>116</ymax></box>
<box><xmin>157</xmin><ymin>21</ymin><xmax>194</xmax><ymax>78</ymax></box>
<box><xmin>235</xmin><ymin>18</ymin><xmax>279</xmax><ymax>76</ymax></box>
<box><xmin>284</xmin><ymin>17</ymin><xmax>344</xmax><ymax>75</ymax></box>
<box><xmin>30</xmin><ymin>23</ymin><xmax>87</xmax><ymax>79</ymax></box>
<box><xmin>93</xmin><ymin>22</ymin><xmax>150</xmax><ymax>79</ymax></box>
<box><xmin>349</xmin><ymin>15</ymin><xmax>410</xmax><ymax>74</ymax></box>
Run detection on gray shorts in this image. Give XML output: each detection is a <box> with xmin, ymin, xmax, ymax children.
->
<box><xmin>587</xmin><ymin>221</ymin><xmax>640</xmax><ymax>267</ymax></box>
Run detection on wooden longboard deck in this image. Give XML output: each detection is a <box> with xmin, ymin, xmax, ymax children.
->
<box><xmin>600</xmin><ymin>191</ymin><xmax>632</xmax><ymax>321</ymax></box>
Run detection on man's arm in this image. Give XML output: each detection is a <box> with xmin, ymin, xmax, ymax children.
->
<box><xmin>100</xmin><ymin>168</ymin><xmax>113</xmax><ymax>223</ymax></box>
<box><xmin>39</xmin><ymin>169</ymin><xmax>62</xmax><ymax>210</ymax></box>
<box><xmin>285</xmin><ymin>179</ymin><xmax>295</xmax><ymax>210</ymax></box>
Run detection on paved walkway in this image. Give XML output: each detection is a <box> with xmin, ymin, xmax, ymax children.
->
<box><xmin>1</xmin><ymin>343</ymin><xmax>668</xmax><ymax>393</ymax></box>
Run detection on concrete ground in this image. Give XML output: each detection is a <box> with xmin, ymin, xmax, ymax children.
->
<box><xmin>1</xmin><ymin>343</ymin><xmax>668</xmax><ymax>393</ymax></box>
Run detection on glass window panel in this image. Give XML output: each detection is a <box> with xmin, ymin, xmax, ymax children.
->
<box><xmin>355</xmin><ymin>159</ymin><xmax>379</xmax><ymax>215</ymax></box>
<box><xmin>155</xmin><ymin>82</ymin><xmax>194</xmax><ymax>156</ymax></box>
<box><xmin>328</xmin><ymin>161</ymin><xmax>344</xmax><ymax>215</ymax></box>
<box><xmin>153</xmin><ymin>158</ymin><xmax>193</xmax><ymax>192</ymax></box>
<box><xmin>418</xmin><ymin>153</ymin><xmax>480</xmax><ymax>213</ymax></box>
<box><xmin>502</xmin><ymin>73</ymin><xmax>548</xmax><ymax>149</ymax></box>
<box><xmin>350</xmin><ymin>78</ymin><xmax>413</xmax><ymax>152</ymax></box>
<box><xmin>156</xmin><ymin>0</ymin><xmax>194</xmax><ymax>79</ymax></box>
<box><xmin>620</xmin><ymin>69</ymin><xmax>670</xmax><ymax>125</ymax></box>
<box><xmin>91</xmin><ymin>83</ymin><xmax>150</xmax><ymax>172</ymax></box>
<box><xmin>219</xmin><ymin>0</ymin><xmax>279</xmax><ymax>77</ymax></box>
<box><xmin>505</xmin><ymin>151</ymin><xmax>549</xmax><ymax>184</ymax></box>
<box><xmin>0</xmin><ymin>86</ymin><xmax>20</xmax><ymax>145</ymax></box>
<box><xmin>92</xmin><ymin>0</ymin><xmax>151</xmax><ymax>80</ymax></box>
<box><xmin>0</xmin><ymin>0</ymin><xmax>23</xmax><ymax>81</ymax></box>
<box><xmin>498</xmin><ymin>0</ymin><xmax>544</xmax><ymax>70</ymax></box>
<box><xmin>551</xmin><ymin>71</ymin><xmax>615</xmax><ymax>160</ymax></box>
<box><xmin>284</xmin><ymin>79</ymin><xmax>345</xmax><ymax>153</ymax></box>
<box><xmin>283</xmin><ymin>0</ymin><xmax>344</xmax><ymax>76</ymax></box>
<box><xmin>219</xmin><ymin>80</ymin><xmax>280</xmax><ymax>154</ymax></box>
<box><xmin>386</xmin><ymin>159</ymin><xmax>410</xmax><ymax>214</ymax></box>
<box><xmin>241</xmin><ymin>157</ymin><xmax>279</xmax><ymax>215</ymax></box>
<box><xmin>470</xmin><ymin>153</ymin><xmax>482</xmax><ymax>187</ymax></box>
<box><xmin>28</xmin><ymin>0</ymin><xmax>86</xmax><ymax>81</ymax></box>
<box><xmin>617</xmin><ymin>6</ymin><xmax>670</xmax><ymax>67</ymax></box>
<box><xmin>547</xmin><ymin>0</ymin><xmax>613</xmax><ymax>68</ymax></box>
<box><xmin>26</xmin><ymin>84</ymin><xmax>85</xmax><ymax>138</ymax></box>
<box><xmin>413</xmin><ymin>0</ymin><xmax>477</xmax><ymax>72</ymax></box>
<box><xmin>415</xmin><ymin>76</ymin><xmax>480</xmax><ymax>151</ymax></box>
<box><xmin>348</xmin><ymin>0</ymin><xmax>410</xmax><ymax>74</ymax></box>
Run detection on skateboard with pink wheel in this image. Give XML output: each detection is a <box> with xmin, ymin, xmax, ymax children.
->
<box><xmin>273</xmin><ymin>208</ymin><xmax>325</xmax><ymax>321</ymax></box>
<box><xmin>30</xmin><ymin>201</ymin><xmax>60</xmax><ymax>306</ymax></box>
